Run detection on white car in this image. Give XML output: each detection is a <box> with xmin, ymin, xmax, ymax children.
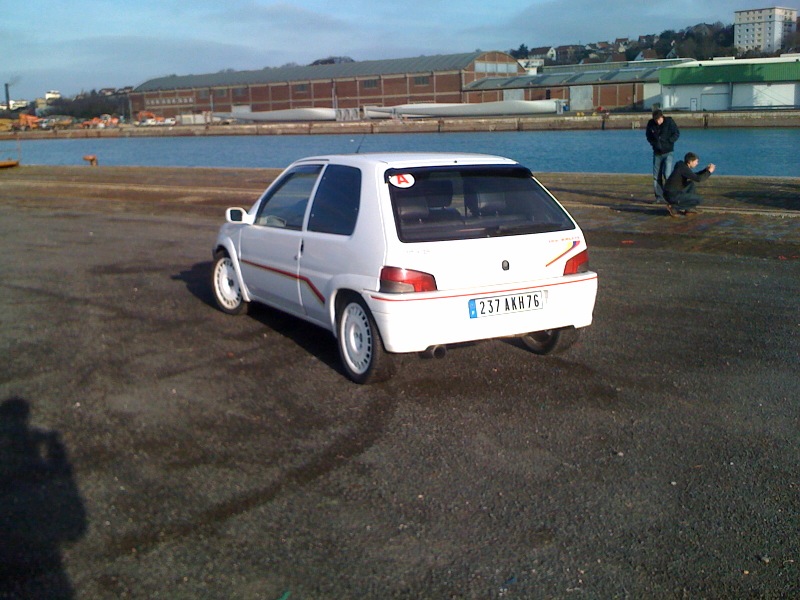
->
<box><xmin>212</xmin><ymin>153</ymin><xmax>597</xmax><ymax>383</ymax></box>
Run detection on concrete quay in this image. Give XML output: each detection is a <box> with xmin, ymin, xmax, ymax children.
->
<box><xmin>3</xmin><ymin>109</ymin><xmax>799</xmax><ymax>140</ymax></box>
<box><xmin>1</xmin><ymin>165</ymin><xmax>798</xmax><ymax>259</ymax></box>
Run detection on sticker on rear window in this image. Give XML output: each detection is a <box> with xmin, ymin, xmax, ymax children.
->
<box><xmin>389</xmin><ymin>174</ymin><xmax>415</xmax><ymax>188</ymax></box>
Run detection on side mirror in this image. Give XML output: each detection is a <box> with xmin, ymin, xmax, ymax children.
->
<box><xmin>226</xmin><ymin>207</ymin><xmax>253</xmax><ymax>224</ymax></box>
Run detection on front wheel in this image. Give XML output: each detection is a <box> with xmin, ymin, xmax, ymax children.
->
<box><xmin>336</xmin><ymin>295</ymin><xmax>393</xmax><ymax>384</ymax></box>
<box><xmin>211</xmin><ymin>253</ymin><xmax>248</xmax><ymax>315</ymax></box>
<box><xmin>520</xmin><ymin>326</ymin><xmax>580</xmax><ymax>355</ymax></box>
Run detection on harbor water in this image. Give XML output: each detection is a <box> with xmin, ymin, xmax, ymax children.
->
<box><xmin>6</xmin><ymin>128</ymin><xmax>800</xmax><ymax>177</ymax></box>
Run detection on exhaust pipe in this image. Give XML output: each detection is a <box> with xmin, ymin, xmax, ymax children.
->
<box><xmin>421</xmin><ymin>345</ymin><xmax>447</xmax><ymax>359</ymax></box>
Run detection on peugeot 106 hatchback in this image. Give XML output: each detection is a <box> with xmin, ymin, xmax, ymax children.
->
<box><xmin>212</xmin><ymin>153</ymin><xmax>598</xmax><ymax>383</ymax></box>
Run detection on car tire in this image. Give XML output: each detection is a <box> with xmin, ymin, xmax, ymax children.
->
<box><xmin>336</xmin><ymin>294</ymin><xmax>393</xmax><ymax>384</ymax></box>
<box><xmin>211</xmin><ymin>252</ymin><xmax>248</xmax><ymax>315</ymax></box>
<box><xmin>521</xmin><ymin>326</ymin><xmax>579</xmax><ymax>355</ymax></box>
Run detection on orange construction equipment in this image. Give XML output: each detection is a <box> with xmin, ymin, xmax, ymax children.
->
<box><xmin>81</xmin><ymin>114</ymin><xmax>120</xmax><ymax>129</ymax></box>
<box><xmin>136</xmin><ymin>111</ymin><xmax>165</xmax><ymax>126</ymax></box>
<box><xmin>17</xmin><ymin>114</ymin><xmax>41</xmax><ymax>131</ymax></box>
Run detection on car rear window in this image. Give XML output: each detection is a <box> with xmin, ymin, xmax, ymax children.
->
<box><xmin>386</xmin><ymin>166</ymin><xmax>575</xmax><ymax>242</ymax></box>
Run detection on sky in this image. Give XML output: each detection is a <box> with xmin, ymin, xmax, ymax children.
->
<box><xmin>3</xmin><ymin>0</ymin><xmax>799</xmax><ymax>100</ymax></box>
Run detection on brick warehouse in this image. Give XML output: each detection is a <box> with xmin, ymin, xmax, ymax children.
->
<box><xmin>130</xmin><ymin>51</ymin><xmax>522</xmax><ymax>119</ymax></box>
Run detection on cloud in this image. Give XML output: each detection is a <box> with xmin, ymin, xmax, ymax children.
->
<box><xmin>511</xmin><ymin>0</ymin><xmax>783</xmax><ymax>44</ymax></box>
<box><xmin>7</xmin><ymin>35</ymin><xmax>271</xmax><ymax>95</ymax></box>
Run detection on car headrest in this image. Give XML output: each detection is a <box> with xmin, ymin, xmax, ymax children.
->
<box><xmin>395</xmin><ymin>195</ymin><xmax>429</xmax><ymax>221</ymax></box>
<box><xmin>419</xmin><ymin>179</ymin><xmax>454</xmax><ymax>209</ymax></box>
<box><xmin>465</xmin><ymin>180</ymin><xmax>507</xmax><ymax>216</ymax></box>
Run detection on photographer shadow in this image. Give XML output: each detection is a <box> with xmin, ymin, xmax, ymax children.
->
<box><xmin>0</xmin><ymin>397</ymin><xmax>87</xmax><ymax>600</ymax></box>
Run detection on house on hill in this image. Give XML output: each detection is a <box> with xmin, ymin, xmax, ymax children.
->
<box><xmin>635</xmin><ymin>49</ymin><xmax>660</xmax><ymax>61</ymax></box>
<box><xmin>555</xmin><ymin>45</ymin><xmax>584</xmax><ymax>64</ymax></box>
<box><xmin>529</xmin><ymin>46</ymin><xmax>557</xmax><ymax>62</ymax></box>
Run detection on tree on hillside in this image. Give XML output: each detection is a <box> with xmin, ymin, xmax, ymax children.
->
<box><xmin>508</xmin><ymin>44</ymin><xmax>530</xmax><ymax>59</ymax></box>
<box><xmin>713</xmin><ymin>23</ymin><xmax>735</xmax><ymax>49</ymax></box>
<box><xmin>788</xmin><ymin>29</ymin><xmax>800</xmax><ymax>52</ymax></box>
<box><xmin>310</xmin><ymin>56</ymin><xmax>354</xmax><ymax>66</ymax></box>
<box><xmin>47</xmin><ymin>91</ymin><xmax>126</xmax><ymax>120</ymax></box>
<box><xmin>624</xmin><ymin>46</ymin><xmax>643</xmax><ymax>61</ymax></box>
<box><xmin>653</xmin><ymin>31</ymin><xmax>676</xmax><ymax>57</ymax></box>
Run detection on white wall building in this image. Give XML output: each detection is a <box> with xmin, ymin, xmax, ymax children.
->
<box><xmin>659</xmin><ymin>55</ymin><xmax>800</xmax><ymax>111</ymax></box>
<box><xmin>734</xmin><ymin>6</ymin><xmax>797</xmax><ymax>53</ymax></box>
<box><xmin>517</xmin><ymin>58</ymin><xmax>545</xmax><ymax>74</ymax></box>
<box><xmin>0</xmin><ymin>99</ymin><xmax>29</xmax><ymax>110</ymax></box>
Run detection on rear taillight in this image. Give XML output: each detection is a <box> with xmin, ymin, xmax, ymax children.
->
<box><xmin>380</xmin><ymin>266</ymin><xmax>438</xmax><ymax>293</ymax></box>
<box><xmin>563</xmin><ymin>249</ymin><xmax>590</xmax><ymax>275</ymax></box>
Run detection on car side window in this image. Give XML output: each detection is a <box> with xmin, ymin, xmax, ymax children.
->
<box><xmin>307</xmin><ymin>165</ymin><xmax>361</xmax><ymax>235</ymax></box>
<box><xmin>254</xmin><ymin>165</ymin><xmax>322</xmax><ymax>230</ymax></box>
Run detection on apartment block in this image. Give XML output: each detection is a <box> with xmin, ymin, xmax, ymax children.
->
<box><xmin>734</xmin><ymin>6</ymin><xmax>797</xmax><ymax>52</ymax></box>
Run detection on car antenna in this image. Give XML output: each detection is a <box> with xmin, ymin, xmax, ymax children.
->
<box><xmin>354</xmin><ymin>133</ymin><xmax>367</xmax><ymax>154</ymax></box>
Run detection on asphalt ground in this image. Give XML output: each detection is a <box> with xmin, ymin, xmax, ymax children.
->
<box><xmin>1</xmin><ymin>166</ymin><xmax>799</xmax><ymax>598</ymax></box>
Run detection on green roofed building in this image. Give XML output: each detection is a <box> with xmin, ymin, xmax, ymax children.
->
<box><xmin>659</xmin><ymin>55</ymin><xmax>800</xmax><ymax>111</ymax></box>
<box><xmin>463</xmin><ymin>55</ymin><xmax>800</xmax><ymax>113</ymax></box>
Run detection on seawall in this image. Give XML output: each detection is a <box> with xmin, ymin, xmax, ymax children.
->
<box><xmin>4</xmin><ymin>109</ymin><xmax>799</xmax><ymax>140</ymax></box>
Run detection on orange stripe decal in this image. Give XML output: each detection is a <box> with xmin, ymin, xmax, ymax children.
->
<box><xmin>546</xmin><ymin>240</ymin><xmax>580</xmax><ymax>267</ymax></box>
<box><xmin>241</xmin><ymin>259</ymin><xmax>326</xmax><ymax>304</ymax></box>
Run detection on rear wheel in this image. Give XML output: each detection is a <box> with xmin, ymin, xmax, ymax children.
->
<box><xmin>521</xmin><ymin>326</ymin><xmax>579</xmax><ymax>355</ymax></box>
<box><xmin>336</xmin><ymin>294</ymin><xmax>393</xmax><ymax>384</ymax></box>
<box><xmin>211</xmin><ymin>253</ymin><xmax>248</xmax><ymax>315</ymax></box>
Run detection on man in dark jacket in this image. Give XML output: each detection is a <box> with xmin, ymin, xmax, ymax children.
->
<box><xmin>645</xmin><ymin>109</ymin><xmax>680</xmax><ymax>203</ymax></box>
<box><xmin>663</xmin><ymin>152</ymin><xmax>716</xmax><ymax>217</ymax></box>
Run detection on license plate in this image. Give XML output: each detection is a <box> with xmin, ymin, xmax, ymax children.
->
<box><xmin>468</xmin><ymin>291</ymin><xmax>545</xmax><ymax>319</ymax></box>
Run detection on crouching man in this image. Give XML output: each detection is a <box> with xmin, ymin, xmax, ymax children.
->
<box><xmin>664</xmin><ymin>152</ymin><xmax>716</xmax><ymax>217</ymax></box>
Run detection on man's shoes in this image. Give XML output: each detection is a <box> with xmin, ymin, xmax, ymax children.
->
<box><xmin>666</xmin><ymin>204</ymin><xmax>681</xmax><ymax>218</ymax></box>
<box><xmin>682</xmin><ymin>208</ymin><xmax>699</xmax><ymax>215</ymax></box>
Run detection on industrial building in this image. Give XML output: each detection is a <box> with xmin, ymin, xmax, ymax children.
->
<box><xmin>129</xmin><ymin>50</ymin><xmax>800</xmax><ymax>122</ymax></box>
<box><xmin>129</xmin><ymin>52</ymin><xmax>523</xmax><ymax>120</ymax></box>
<box><xmin>488</xmin><ymin>54</ymin><xmax>800</xmax><ymax>112</ymax></box>
<box><xmin>461</xmin><ymin>58</ymin><xmax>690</xmax><ymax>112</ymax></box>
<box><xmin>659</xmin><ymin>55</ymin><xmax>800</xmax><ymax>111</ymax></box>
<box><xmin>130</xmin><ymin>51</ymin><xmax>692</xmax><ymax>119</ymax></box>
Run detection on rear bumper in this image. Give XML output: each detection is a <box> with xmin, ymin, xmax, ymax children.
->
<box><xmin>366</xmin><ymin>273</ymin><xmax>598</xmax><ymax>353</ymax></box>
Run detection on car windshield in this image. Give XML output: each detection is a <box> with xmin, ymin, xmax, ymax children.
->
<box><xmin>387</xmin><ymin>165</ymin><xmax>575</xmax><ymax>242</ymax></box>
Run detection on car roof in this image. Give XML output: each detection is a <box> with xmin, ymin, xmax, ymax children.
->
<box><xmin>291</xmin><ymin>152</ymin><xmax>521</xmax><ymax>170</ymax></box>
